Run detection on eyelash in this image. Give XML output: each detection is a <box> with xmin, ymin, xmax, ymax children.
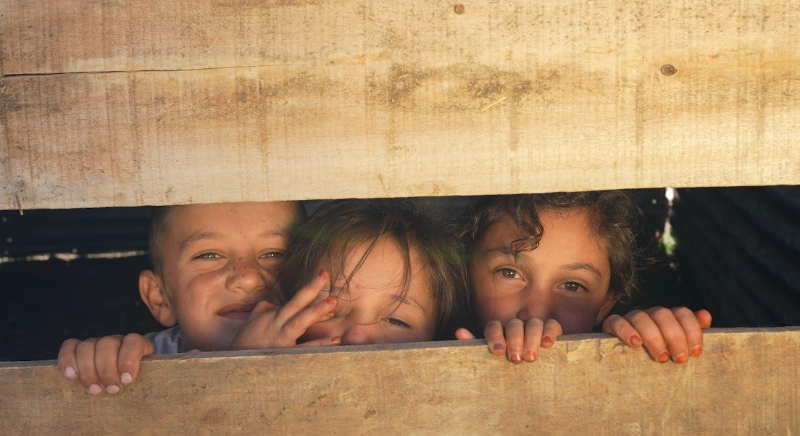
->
<box><xmin>497</xmin><ymin>268</ymin><xmax>522</xmax><ymax>280</ymax></box>
<box><xmin>386</xmin><ymin>317</ymin><xmax>411</xmax><ymax>328</ymax></box>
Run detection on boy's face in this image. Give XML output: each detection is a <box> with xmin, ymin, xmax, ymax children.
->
<box><xmin>300</xmin><ymin>236</ymin><xmax>437</xmax><ymax>345</ymax></box>
<box><xmin>470</xmin><ymin>208</ymin><xmax>615</xmax><ymax>334</ymax></box>
<box><xmin>147</xmin><ymin>202</ymin><xmax>301</xmax><ymax>350</ymax></box>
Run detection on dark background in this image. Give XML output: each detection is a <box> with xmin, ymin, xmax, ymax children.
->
<box><xmin>2</xmin><ymin>186</ymin><xmax>798</xmax><ymax>361</ymax></box>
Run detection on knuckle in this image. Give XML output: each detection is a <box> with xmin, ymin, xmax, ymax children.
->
<box><xmin>628</xmin><ymin>311</ymin><xmax>650</xmax><ymax>324</ymax></box>
<box><xmin>505</xmin><ymin>318</ymin><xmax>523</xmax><ymax>329</ymax></box>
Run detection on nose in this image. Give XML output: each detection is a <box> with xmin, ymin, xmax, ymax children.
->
<box><xmin>339</xmin><ymin>323</ymin><xmax>373</xmax><ymax>346</ymax></box>
<box><xmin>226</xmin><ymin>256</ymin><xmax>266</xmax><ymax>294</ymax></box>
<box><xmin>515</xmin><ymin>284</ymin><xmax>553</xmax><ymax>321</ymax></box>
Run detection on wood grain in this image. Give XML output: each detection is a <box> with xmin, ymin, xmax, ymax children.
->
<box><xmin>1</xmin><ymin>0</ymin><xmax>799</xmax><ymax>209</ymax></box>
<box><xmin>1</xmin><ymin>329</ymin><xmax>798</xmax><ymax>435</ymax></box>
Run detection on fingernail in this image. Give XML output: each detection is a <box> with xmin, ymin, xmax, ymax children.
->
<box><xmin>121</xmin><ymin>372</ymin><xmax>133</xmax><ymax>385</ymax></box>
<box><xmin>331</xmin><ymin>336</ymin><xmax>340</xmax><ymax>344</ymax></box>
<box><xmin>691</xmin><ymin>345</ymin><xmax>703</xmax><ymax>356</ymax></box>
<box><xmin>630</xmin><ymin>336</ymin><xmax>643</xmax><ymax>347</ymax></box>
<box><xmin>317</xmin><ymin>270</ymin><xmax>327</xmax><ymax>279</ymax></box>
<box><xmin>106</xmin><ymin>385</ymin><xmax>121</xmax><ymax>395</ymax></box>
<box><xmin>510</xmin><ymin>352</ymin><xmax>521</xmax><ymax>363</ymax></box>
<box><xmin>657</xmin><ymin>351</ymin><xmax>670</xmax><ymax>363</ymax></box>
<box><xmin>493</xmin><ymin>343</ymin><xmax>505</xmax><ymax>352</ymax></box>
<box><xmin>325</xmin><ymin>296</ymin><xmax>336</xmax><ymax>305</ymax></box>
<box><xmin>524</xmin><ymin>350</ymin><xmax>537</xmax><ymax>362</ymax></box>
<box><xmin>88</xmin><ymin>384</ymin><xmax>103</xmax><ymax>395</ymax></box>
<box><xmin>326</xmin><ymin>310</ymin><xmax>335</xmax><ymax>318</ymax></box>
<box><xmin>674</xmin><ymin>353</ymin><xmax>688</xmax><ymax>364</ymax></box>
<box><xmin>64</xmin><ymin>366</ymin><xmax>77</xmax><ymax>379</ymax></box>
<box><xmin>541</xmin><ymin>336</ymin><xmax>553</xmax><ymax>348</ymax></box>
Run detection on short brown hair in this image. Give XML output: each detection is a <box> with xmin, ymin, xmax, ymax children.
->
<box><xmin>277</xmin><ymin>199</ymin><xmax>468</xmax><ymax>338</ymax></box>
<box><xmin>148</xmin><ymin>206</ymin><xmax>176</xmax><ymax>276</ymax></box>
<box><xmin>460</xmin><ymin>191</ymin><xmax>647</xmax><ymax>303</ymax></box>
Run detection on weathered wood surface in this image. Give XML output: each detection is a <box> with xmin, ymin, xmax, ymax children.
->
<box><xmin>2</xmin><ymin>1</ymin><xmax>800</xmax><ymax>210</ymax></box>
<box><xmin>1</xmin><ymin>328</ymin><xmax>798</xmax><ymax>435</ymax></box>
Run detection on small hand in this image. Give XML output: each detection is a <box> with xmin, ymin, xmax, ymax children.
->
<box><xmin>229</xmin><ymin>270</ymin><xmax>341</xmax><ymax>350</ymax></box>
<box><xmin>458</xmin><ymin>318</ymin><xmax>563</xmax><ymax>364</ymax></box>
<box><xmin>602</xmin><ymin>307</ymin><xmax>712</xmax><ymax>363</ymax></box>
<box><xmin>57</xmin><ymin>333</ymin><xmax>155</xmax><ymax>395</ymax></box>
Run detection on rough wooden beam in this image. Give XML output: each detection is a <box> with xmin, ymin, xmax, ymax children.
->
<box><xmin>1</xmin><ymin>329</ymin><xmax>798</xmax><ymax>434</ymax></box>
<box><xmin>2</xmin><ymin>1</ymin><xmax>799</xmax><ymax>209</ymax></box>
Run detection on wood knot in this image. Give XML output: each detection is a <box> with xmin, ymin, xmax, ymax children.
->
<box><xmin>660</xmin><ymin>64</ymin><xmax>677</xmax><ymax>76</ymax></box>
<box><xmin>454</xmin><ymin>4</ymin><xmax>465</xmax><ymax>14</ymax></box>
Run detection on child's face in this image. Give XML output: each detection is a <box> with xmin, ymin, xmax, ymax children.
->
<box><xmin>152</xmin><ymin>202</ymin><xmax>300</xmax><ymax>350</ymax></box>
<box><xmin>300</xmin><ymin>236</ymin><xmax>437</xmax><ymax>345</ymax></box>
<box><xmin>470</xmin><ymin>208</ymin><xmax>615</xmax><ymax>334</ymax></box>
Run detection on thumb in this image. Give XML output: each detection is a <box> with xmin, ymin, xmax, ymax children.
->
<box><xmin>454</xmin><ymin>328</ymin><xmax>477</xmax><ymax>340</ymax></box>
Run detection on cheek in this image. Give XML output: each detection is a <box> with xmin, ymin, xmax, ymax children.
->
<box><xmin>552</xmin><ymin>299</ymin><xmax>604</xmax><ymax>334</ymax></box>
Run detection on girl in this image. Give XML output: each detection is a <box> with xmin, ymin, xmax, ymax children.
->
<box><xmin>455</xmin><ymin>191</ymin><xmax>712</xmax><ymax>364</ymax></box>
<box><xmin>230</xmin><ymin>199</ymin><xmax>467</xmax><ymax>349</ymax></box>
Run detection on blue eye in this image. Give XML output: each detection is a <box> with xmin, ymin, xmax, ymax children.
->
<box><xmin>387</xmin><ymin>317</ymin><xmax>410</xmax><ymax>328</ymax></box>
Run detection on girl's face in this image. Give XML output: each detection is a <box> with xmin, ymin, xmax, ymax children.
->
<box><xmin>469</xmin><ymin>208</ymin><xmax>616</xmax><ymax>334</ymax></box>
<box><xmin>300</xmin><ymin>236</ymin><xmax>437</xmax><ymax>345</ymax></box>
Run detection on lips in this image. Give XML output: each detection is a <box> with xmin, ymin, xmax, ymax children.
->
<box><xmin>218</xmin><ymin>302</ymin><xmax>258</xmax><ymax>321</ymax></box>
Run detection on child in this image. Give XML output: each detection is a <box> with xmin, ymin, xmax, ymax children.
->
<box><xmin>455</xmin><ymin>191</ymin><xmax>712</xmax><ymax>364</ymax></box>
<box><xmin>228</xmin><ymin>199</ymin><xmax>467</xmax><ymax>349</ymax></box>
<box><xmin>57</xmin><ymin>201</ymin><xmax>339</xmax><ymax>395</ymax></box>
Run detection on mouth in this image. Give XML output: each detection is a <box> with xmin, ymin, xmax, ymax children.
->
<box><xmin>218</xmin><ymin>302</ymin><xmax>258</xmax><ymax>321</ymax></box>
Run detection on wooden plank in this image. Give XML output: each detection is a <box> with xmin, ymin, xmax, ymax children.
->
<box><xmin>2</xmin><ymin>1</ymin><xmax>800</xmax><ymax>209</ymax></box>
<box><xmin>1</xmin><ymin>328</ymin><xmax>798</xmax><ymax>434</ymax></box>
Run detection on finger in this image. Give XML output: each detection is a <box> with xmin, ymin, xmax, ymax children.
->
<box><xmin>277</xmin><ymin>270</ymin><xmax>330</xmax><ymax>322</ymax></box>
<box><xmin>118</xmin><ymin>334</ymin><xmax>155</xmax><ymax>386</ymax></box>
<box><xmin>695</xmin><ymin>309</ymin><xmax>713</xmax><ymax>329</ymax></box>
<box><xmin>483</xmin><ymin>321</ymin><xmax>506</xmax><ymax>356</ymax></box>
<box><xmin>541</xmin><ymin>319</ymin><xmax>563</xmax><ymax>348</ymax></box>
<box><xmin>94</xmin><ymin>335</ymin><xmax>124</xmax><ymax>394</ymax></box>
<box><xmin>625</xmin><ymin>310</ymin><xmax>669</xmax><ymax>363</ymax></box>
<box><xmin>522</xmin><ymin>318</ymin><xmax>544</xmax><ymax>362</ymax></box>
<box><xmin>297</xmin><ymin>336</ymin><xmax>341</xmax><ymax>347</ymax></box>
<box><xmin>247</xmin><ymin>300</ymin><xmax>279</xmax><ymax>322</ymax></box>
<box><xmin>74</xmin><ymin>338</ymin><xmax>103</xmax><ymax>394</ymax></box>
<box><xmin>672</xmin><ymin>308</ymin><xmax>703</xmax><ymax>357</ymax></box>
<box><xmin>602</xmin><ymin>315</ymin><xmax>644</xmax><ymax>348</ymax></box>
<box><xmin>504</xmin><ymin>318</ymin><xmax>524</xmax><ymax>364</ymax></box>
<box><xmin>454</xmin><ymin>328</ymin><xmax>476</xmax><ymax>340</ymax></box>
<box><xmin>280</xmin><ymin>296</ymin><xmax>338</xmax><ymax>343</ymax></box>
<box><xmin>57</xmin><ymin>339</ymin><xmax>81</xmax><ymax>380</ymax></box>
<box><xmin>647</xmin><ymin>307</ymin><xmax>689</xmax><ymax>363</ymax></box>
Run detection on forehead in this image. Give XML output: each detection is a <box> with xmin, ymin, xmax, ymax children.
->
<box><xmin>477</xmin><ymin>208</ymin><xmax>609</xmax><ymax>265</ymax></box>
<box><xmin>166</xmin><ymin>201</ymin><xmax>300</xmax><ymax>242</ymax></box>
<box><xmin>335</xmin><ymin>237</ymin><xmax>433</xmax><ymax>307</ymax></box>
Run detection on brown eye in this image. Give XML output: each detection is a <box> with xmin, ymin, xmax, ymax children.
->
<box><xmin>564</xmin><ymin>282</ymin><xmax>583</xmax><ymax>293</ymax></box>
<box><xmin>498</xmin><ymin>268</ymin><xmax>519</xmax><ymax>279</ymax></box>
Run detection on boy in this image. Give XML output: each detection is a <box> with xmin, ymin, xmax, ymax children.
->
<box><xmin>58</xmin><ymin>201</ymin><xmax>338</xmax><ymax>395</ymax></box>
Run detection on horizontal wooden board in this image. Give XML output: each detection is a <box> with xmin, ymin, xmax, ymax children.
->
<box><xmin>1</xmin><ymin>329</ymin><xmax>799</xmax><ymax>434</ymax></box>
<box><xmin>2</xmin><ymin>1</ymin><xmax>800</xmax><ymax>209</ymax></box>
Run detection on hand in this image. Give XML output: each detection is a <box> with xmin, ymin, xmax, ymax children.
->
<box><xmin>458</xmin><ymin>318</ymin><xmax>563</xmax><ymax>364</ymax></box>
<box><xmin>57</xmin><ymin>333</ymin><xmax>155</xmax><ymax>395</ymax></box>
<box><xmin>229</xmin><ymin>270</ymin><xmax>341</xmax><ymax>350</ymax></box>
<box><xmin>602</xmin><ymin>307</ymin><xmax>712</xmax><ymax>363</ymax></box>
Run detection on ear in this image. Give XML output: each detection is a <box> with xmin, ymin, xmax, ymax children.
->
<box><xmin>139</xmin><ymin>269</ymin><xmax>177</xmax><ymax>327</ymax></box>
<box><xmin>594</xmin><ymin>293</ymin><xmax>619</xmax><ymax>326</ymax></box>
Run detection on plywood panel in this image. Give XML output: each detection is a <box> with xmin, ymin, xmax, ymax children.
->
<box><xmin>1</xmin><ymin>329</ymin><xmax>799</xmax><ymax>435</ymax></box>
<box><xmin>2</xmin><ymin>1</ymin><xmax>799</xmax><ymax>209</ymax></box>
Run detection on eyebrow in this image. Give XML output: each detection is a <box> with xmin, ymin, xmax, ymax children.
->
<box><xmin>561</xmin><ymin>262</ymin><xmax>604</xmax><ymax>280</ymax></box>
<box><xmin>478</xmin><ymin>246</ymin><xmax>516</xmax><ymax>259</ymax></box>
<box><xmin>389</xmin><ymin>293</ymin><xmax>426</xmax><ymax>314</ymax></box>
<box><xmin>179</xmin><ymin>230</ymin><xmax>287</xmax><ymax>252</ymax></box>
